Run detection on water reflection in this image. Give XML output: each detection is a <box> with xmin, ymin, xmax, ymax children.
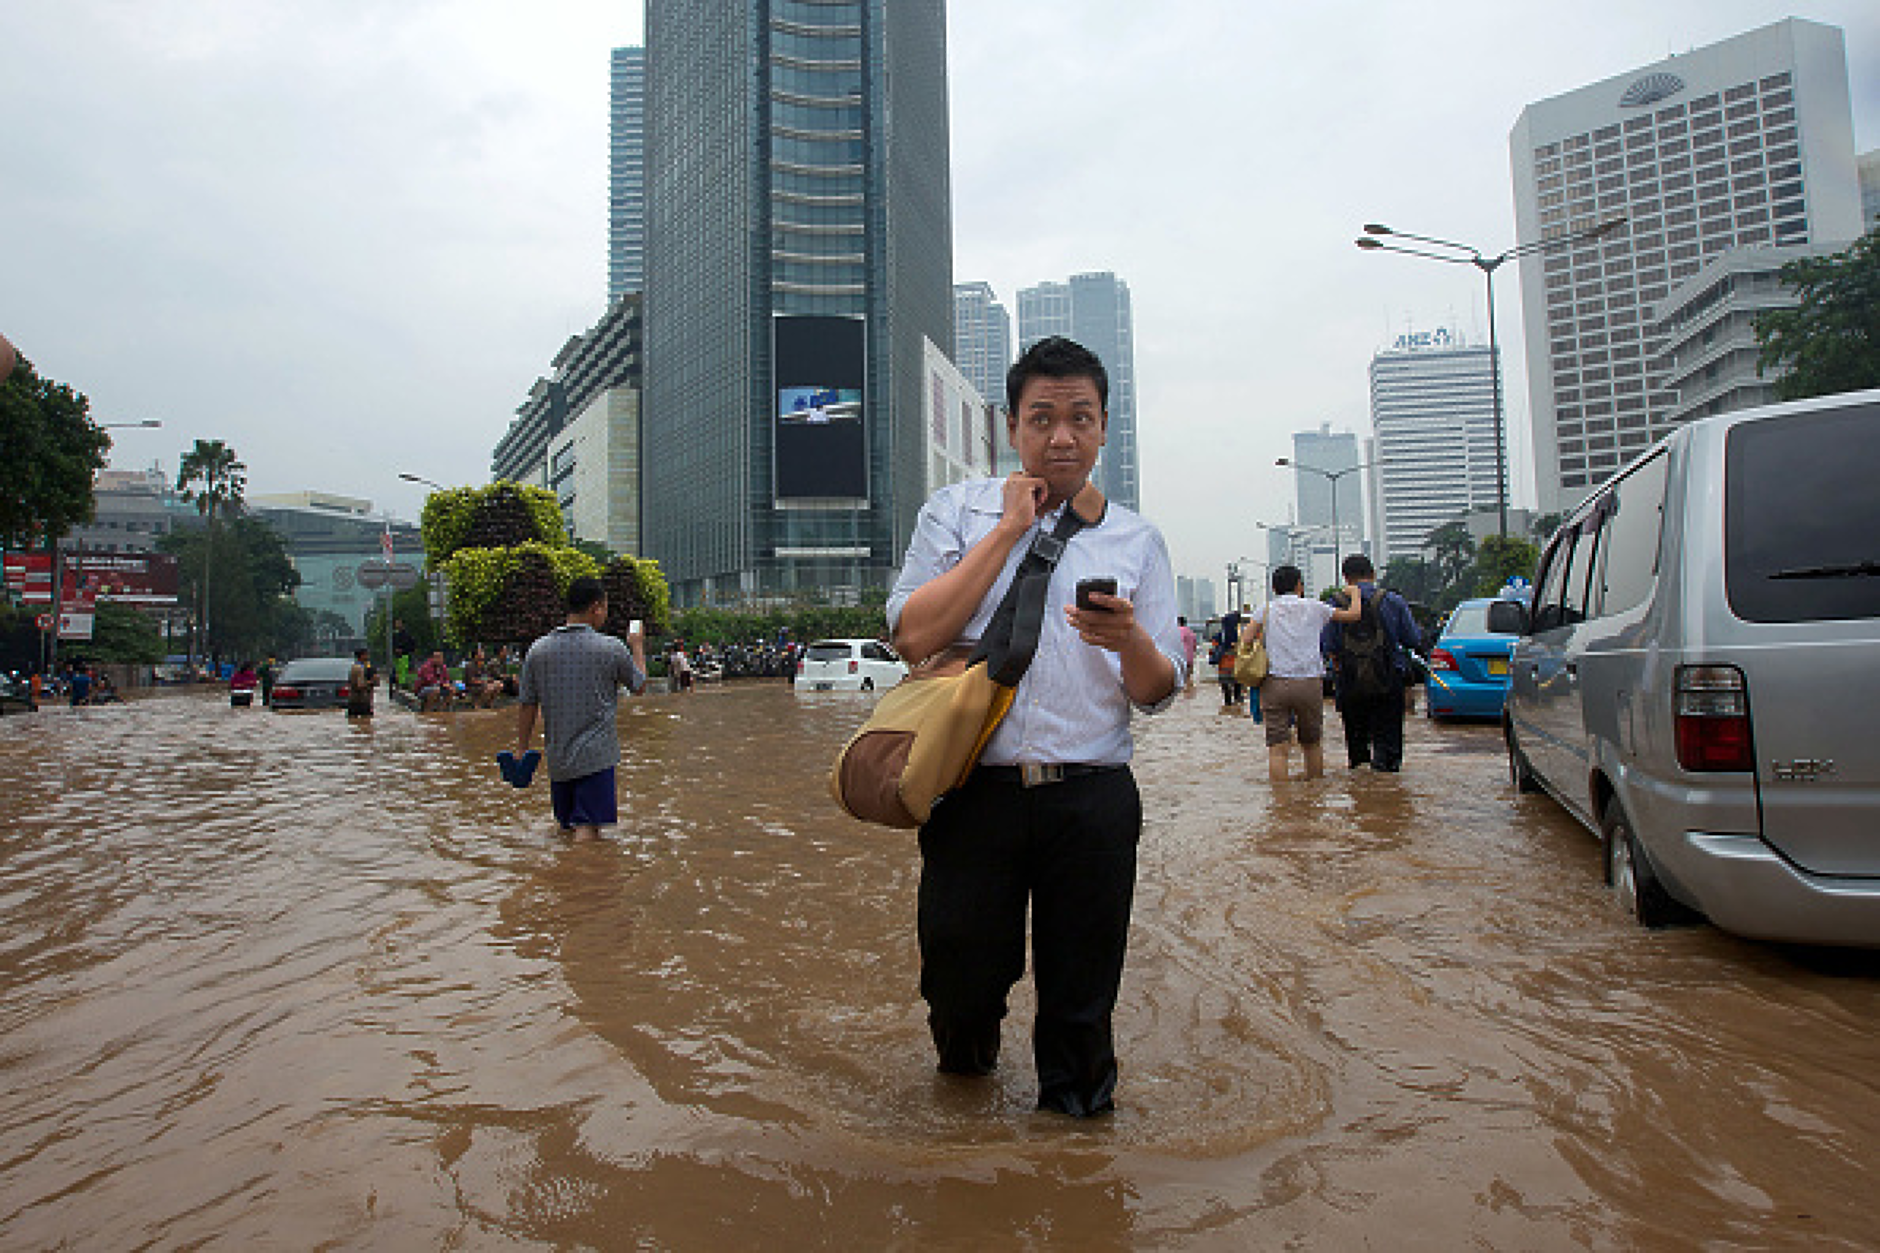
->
<box><xmin>0</xmin><ymin>686</ymin><xmax>1876</xmax><ymax>1247</ymax></box>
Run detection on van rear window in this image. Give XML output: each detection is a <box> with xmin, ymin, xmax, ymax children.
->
<box><xmin>1725</xmin><ymin>402</ymin><xmax>1880</xmax><ymax>623</ymax></box>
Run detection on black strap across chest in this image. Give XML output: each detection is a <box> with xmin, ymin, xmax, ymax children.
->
<box><xmin>969</xmin><ymin>503</ymin><xmax>1099</xmax><ymax>687</ymax></box>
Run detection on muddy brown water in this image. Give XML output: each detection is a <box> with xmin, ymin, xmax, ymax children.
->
<box><xmin>2</xmin><ymin>684</ymin><xmax>1876</xmax><ymax>1249</ymax></box>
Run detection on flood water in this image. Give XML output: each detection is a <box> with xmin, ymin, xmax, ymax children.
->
<box><xmin>2</xmin><ymin>682</ymin><xmax>1876</xmax><ymax>1249</ymax></box>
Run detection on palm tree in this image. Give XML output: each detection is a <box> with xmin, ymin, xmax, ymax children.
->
<box><xmin>177</xmin><ymin>439</ymin><xmax>247</xmax><ymax>662</ymax></box>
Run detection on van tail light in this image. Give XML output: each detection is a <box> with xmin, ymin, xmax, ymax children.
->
<box><xmin>797</xmin><ymin>658</ymin><xmax>805</xmax><ymax>674</ymax></box>
<box><xmin>338</xmin><ymin>686</ymin><xmax>350</xmax><ymax>698</ymax></box>
<box><xmin>1429</xmin><ymin>646</ymin><xmax>1458</xmax><ymax>672</ymax></box>
<box><xmin>848</xmin><ymin>659</ymin><xmax>858</xmax><ymax>674</ymax></box>
<box><xmin>1675</xmin><ymin>665</ymin><xmax>1754</xmax><ymax>772</ymax></box>
<box><xmin>273</xmin><ymin>686</ymin><xmax>302</xmax><ymax>701</ymax></box>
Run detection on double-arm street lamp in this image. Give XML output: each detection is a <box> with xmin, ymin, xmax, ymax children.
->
<box><xmin>1355</xmin><ymin>215</ymin><xmax>1626</xmax><ymax>539</ymax></box>
<box><xmin>1275</xmin><ymin>456</ymin><xmax>1374</xmax><ymax>570</ymax></box>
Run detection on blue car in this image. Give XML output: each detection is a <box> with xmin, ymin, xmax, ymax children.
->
<box><xmin>1425</xmin><ymin>596</ymin><xmax>1526</xmax><ymax>720</ymax></box>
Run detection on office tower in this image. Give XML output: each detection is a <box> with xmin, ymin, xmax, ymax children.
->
<box><xmin>1510</xmin><ymin>18</ymin><xmax>1862</xmax><ymax>513</ymax></box>
<box><xmin>952</xmin><ymin>281</ymin><xmax>1016</xmax><ymax>473</ymax></box>
<box><xmin>1368</xmin><ymin>328</ymin><xmax>1498</xmax><ymax>567</ymax></box>
<box><xmin>608</xmin><ymin>47</ymin><xmax>646</xmax><ymax>301</ymax></box>
<box><xmin>642</xmin><ymin>2</ymin><xmax>952</xmax><ymax>605</ymax></box>
<box><xmin>952</xmin><ymin>281</ymin><xmax>1011</xmax><ymax>408</ymax></box>
<box><xmin>491</xmin><ymin>297</ymin><xmax>644</xmax><ymax>554</ymax></box>
<box><xmin>1016</xmin><ymin>271</ymin><xmax>1139</xmax><ymax>510</ymax></box>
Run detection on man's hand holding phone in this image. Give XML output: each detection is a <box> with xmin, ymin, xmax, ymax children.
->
<box><xmin>1068</xmin><ymin>575</ymin><xmax>1138</xmax><ymax>652</ymax></box>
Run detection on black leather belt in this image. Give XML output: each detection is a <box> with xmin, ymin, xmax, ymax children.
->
<box><xmin>975</xmin><ymin>763</ymin><xmax>1127</xmax><ymax>788</ymax></box>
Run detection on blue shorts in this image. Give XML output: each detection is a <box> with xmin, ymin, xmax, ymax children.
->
<box><xmin>550</xmin><ymin>768</ymin><xmax>618</xmax><ymax>830</ymax></box>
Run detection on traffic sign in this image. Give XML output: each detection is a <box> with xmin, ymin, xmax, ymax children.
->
<box><xmin>357</xmin><ymin>560</ymin><xmax>422</xmax><ymax>591</ymax></box>
<box><xmin>34</xmin><ymin>613</ymin><xmax>51</xmax><ymax>631</ymax></box>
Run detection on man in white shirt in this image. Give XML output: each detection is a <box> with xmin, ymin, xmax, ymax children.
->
<box><xmin>887</xmin><ymin>336</ymin><xmax>1186</xmax><ymax>1118</ymax></box>
<box><xmin>1246</xmin><ymin>564</ymin><xmax>1363</xmax><ymax>781</ymax></box>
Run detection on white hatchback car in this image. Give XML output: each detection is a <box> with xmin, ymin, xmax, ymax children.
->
<box><xmin>796</xmin><ymin>638</ymin><xmax>907</xmax><ymax>693</ymax></box>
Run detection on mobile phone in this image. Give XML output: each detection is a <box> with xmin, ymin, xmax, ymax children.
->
<box><xmin>1075</xmin><ymin>576</ymin><xmax>1118</xmax><ymax>611</ymax></box>
<box><xmin>629</xmin><ymin>619</ymin><xmax>643</xmax><ymax>636</ymax></box>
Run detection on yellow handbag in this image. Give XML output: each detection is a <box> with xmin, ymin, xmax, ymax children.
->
<box><xmin>1234</xmin><ymin>634</ymin><xmax>1269</xmax><ymax>686</ymax></box>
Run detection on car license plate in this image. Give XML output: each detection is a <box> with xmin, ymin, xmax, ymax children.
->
<box><xmin>1488</xmin><ymin>658</ymin><xmax>1509</xmax><ymax>676</ymax></box>
<box><xmin>814</xmin><ymin>682</ymin><xmax>832</xmax><ymax>691</ymax></box>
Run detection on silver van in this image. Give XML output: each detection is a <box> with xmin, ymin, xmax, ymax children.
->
<box><xmin>1504</xmin><ymin>387</ymin><xmax>1880</xmax><ymax>946</ymax></box>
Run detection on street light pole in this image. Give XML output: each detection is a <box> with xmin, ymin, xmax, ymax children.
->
<box><xmin>1356</xmin><ymin>215</ymin><xmax>1626</xmax><ymax>540</ymax></box>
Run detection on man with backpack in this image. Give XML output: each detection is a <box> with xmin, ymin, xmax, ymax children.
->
<box><xmin>1322</xmin><ymin>554</ymin><xmax>1420</xmax><ymax>772</ymax></box>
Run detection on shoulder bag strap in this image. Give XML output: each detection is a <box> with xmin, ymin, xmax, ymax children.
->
<box><xmin>969</xmin><ymin>483</ymin><xmax>1106</xmax><ymax>687</ymax></box>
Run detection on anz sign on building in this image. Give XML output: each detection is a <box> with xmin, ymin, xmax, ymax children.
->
<box><xmin>1392</xmin><ymin>327</ymin><xmax>1457</xmax><ymax>353</ymax></box>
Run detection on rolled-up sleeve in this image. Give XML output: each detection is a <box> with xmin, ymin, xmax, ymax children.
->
<box><xmin>885</xmin><ymin>489</ymin><xmax>964</xmax><ymax>636</ymax></box>
<box><xmin>1130</xmin><ymin>529</ymin><xmax>1187</xmax><ymax>714</ymax></box>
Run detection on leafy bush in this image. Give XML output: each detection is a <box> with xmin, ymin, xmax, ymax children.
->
<box><xmin>442</xmin><ymin>542</ymin><xmax>599</xmax><ymax>646</ymax></box>
<box><xmin>421</xmin><ymin>482</ymin><xmax>566</xmax><ymax>567</ymax></box>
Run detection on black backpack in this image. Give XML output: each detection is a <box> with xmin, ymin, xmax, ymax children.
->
<box><xmin>1339</xmin><ymin>591</ymin><xmax>1398</xmax><ymax>699</ymax></box>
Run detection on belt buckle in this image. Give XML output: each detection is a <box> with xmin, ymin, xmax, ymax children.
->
<box><xmin>1018</xmin><ymin>762</ymin><xmax>1063</xmax><ymax>787</ymax></box>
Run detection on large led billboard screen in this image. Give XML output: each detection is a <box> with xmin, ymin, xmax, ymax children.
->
<box><xmin>773</xmin><ymin>314</ymin><xmax>867</xmax><ymax>501</ymax></box>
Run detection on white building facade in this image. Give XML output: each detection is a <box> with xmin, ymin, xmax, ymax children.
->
<box><xmin>1368</xmin><ymin>329</ymin><xmax>1499</xmax><ymax>567</ymax></box>
<box><xmin>1510</xmin><ymin>18</ymin><xmax>1863</xmax><ymax>513</ymax></box>
<box><xmin>921</xmin><ymin>337</ymin><xmax>998</xmax><ymax>495</ymax></box>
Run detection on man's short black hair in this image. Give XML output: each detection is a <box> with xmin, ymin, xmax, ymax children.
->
<box><xmin>1272</xmin><ymin>564</ymin><xmax>1303</xmax><ymax>596</ymax></box>
<box><xmin>1342</xmin><ymin>554</ymin><xmax>1376</xmax><ymax>581</ymax></box>
<box><xmin>355</xmin><ymin>648</ymin><xmax>370</xmax><ymax>661</ymax></box>
<box><xmin>566</xmin><ymin>576</ymin><xmax>607</xmax><ymax>614</ymax></box>
<box><xmin>1006</xmin><ymin>335</ymin><xmax>1108</xmax><ymax>414</ymax></box>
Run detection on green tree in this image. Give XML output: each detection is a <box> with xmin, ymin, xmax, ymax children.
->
<box><xmin>1381</xmin><ymin>556</ymin><xmax>1439</xmax><ymax>605</ymax></box>
<box><xmin>159</xmin><ymin>514</ymin><xmax>299</xmax><ymax>662</ymax></box>
<box><xmin>1530</xmin><ymin>512</ymin><xmax>1564</xmax><ymax>543</ymax></box>
<box><xmin>176</xmin><ymin>439</ymin><xmax>248</xmax><ymax>661</ymax></box>
<box><xmin>363</xmin><ymin>584</ymin><xmax>439</xmax><ymax>665</ymax></box>
<box><xmin>1423</xmin><ymin>521</ymin><xmax>1476</xmax><ymax>590</ymax></box>
<box><xmin>0</xmin><ymin>356</ymin><xmax>111</xmax><ymax>548</ymax></box>
<box><xmin>1472</xmin><ymin>535</ymin><xmax>1541</xmax><ymax>597</ymax></box>
<box><xmin>1755</xmin><ymin>227</ymin><xmax>1880</xmax><ymax>401</ymax></box>
<box><xmin>81</xmin><ymin>601</ymin><xmax>165</xmax><ymax>665</ymax></box>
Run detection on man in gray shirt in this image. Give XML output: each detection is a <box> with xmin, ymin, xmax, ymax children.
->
<box><xmin>515</xmin><ymin>576</ymin><xmax>648</xmax><ymax>841</ymax></box>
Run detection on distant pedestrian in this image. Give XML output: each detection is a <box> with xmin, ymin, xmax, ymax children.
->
<box><xmin>1177</xmin><ymin>616</ymin><xmax>1198</xmax><ymax>690</ymax></box>
<box><xmin>347</xmin><ymin>648</ymin><xmax>375</xmax><ymax>718</ymax></box>
<box><xmin>1323</xmin><ymin>554</ymin><xmax>1420</xmax><ymax>772</ymax></box>
<box><xmin>1217</xmin><ymin>605</ymin><xmax>1247</xmax><ymax>710</ymax></box>
<box><xmin>514</xmin><ymin>576</ymin><xmax>648</xmax><ymax>841</ymax></box>
<box><xmin>68</xmin><ymin>664</ymin><xmax>92</xmax><ymax>707</ymax></box>
<box><xmin>1245</xmin><ymin>565</ymin><xmax>1362</xmax><ymax>781</ymax></box>
<box><xmin>229</xmin><ymin>661</ymin><xmax>259</xmax><ymax>708</ymax></box>
<box><xmin>259</xmin><ymin>657</ymin><xmax>276</xmax><ymax>707</ymax></box>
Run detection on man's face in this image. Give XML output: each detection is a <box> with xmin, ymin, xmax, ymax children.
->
<box><xmin>1008</xmin><ymin>374</ymin><xmax>1106</xmax><ymax>502</ymax></box>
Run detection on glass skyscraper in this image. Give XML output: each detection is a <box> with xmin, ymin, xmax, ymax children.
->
<box><xmin>1015</xmin><ymin>272</ymin><xmax>1138</xmax><ymax>511</ymax></box>
<box><xmin>609</xmin><ymin>47</ymin><xmax>645</xmax><ymax>301</ymax></box>
<box><xmin>642</xmin><ymin>1</ymin><xmax>952</xmax><ymax>605</ymax></box>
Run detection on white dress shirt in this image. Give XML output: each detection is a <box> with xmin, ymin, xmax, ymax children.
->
<box><xmin>1249</xmin><ymin>594</ymin><xmax>1335</xmax><ymax>679</ymax></box>
<box><xmin>886</xmin><ymin>477</ymin><xmax>1187</xmax><ymax>766</ymax></box>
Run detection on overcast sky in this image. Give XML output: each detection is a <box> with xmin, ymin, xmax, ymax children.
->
<box><xmin>4</xmin><ymin>2</ymin><xmax>1876</xmax><ymax>596</ymax></box>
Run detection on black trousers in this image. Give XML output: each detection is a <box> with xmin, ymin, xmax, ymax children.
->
<box><xmin>1338</xmin><ymin>679</ymin><xmax>1405</xmax><ymax>771</ymax></box>
<box><xmin>916</xmin><ymin>766</ymin><xmax>1141</xmax><ymax>1117</ymax></box>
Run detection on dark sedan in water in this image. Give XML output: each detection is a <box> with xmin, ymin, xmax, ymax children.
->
<box><xmin>267</xmin><ymin>657</ymin><xmax>355</xmax><ymax>711</ymax></box>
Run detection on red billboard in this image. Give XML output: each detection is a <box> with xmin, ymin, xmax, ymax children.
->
<box><xmin>4</xmin><ymin>550</ymin><xmax>180</xmax><ymax>608</ymax></box>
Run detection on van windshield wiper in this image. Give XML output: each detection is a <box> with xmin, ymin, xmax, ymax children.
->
<box><xmin>1769</xmin><ymin>560</ymin><xmax>1880</xmax><ymax>580</ymax></box>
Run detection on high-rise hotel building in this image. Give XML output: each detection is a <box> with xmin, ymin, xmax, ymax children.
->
<box><xmin>1368</xmin><ymin>329</ymin><xmax>1498</xmax><ymax>566</ymax></box>
<box><xmin>641</xmin><ymin>1</ymin><xmax>952</xmax><ymax>605</ymax></box>
<box><xmin>608</xmin><ymin>47</ymin><xmax>646</xmax><ymax>301</ymax></box>
<box><xmin>1510</xmin><ymin>18</ymin><xmax>1863</xmax><ymax>513</ymax></box>
<box><xmin>1016</xmin><ymin>272</ymin><xmax>1139</xmax><ymax>511</ymax></box>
